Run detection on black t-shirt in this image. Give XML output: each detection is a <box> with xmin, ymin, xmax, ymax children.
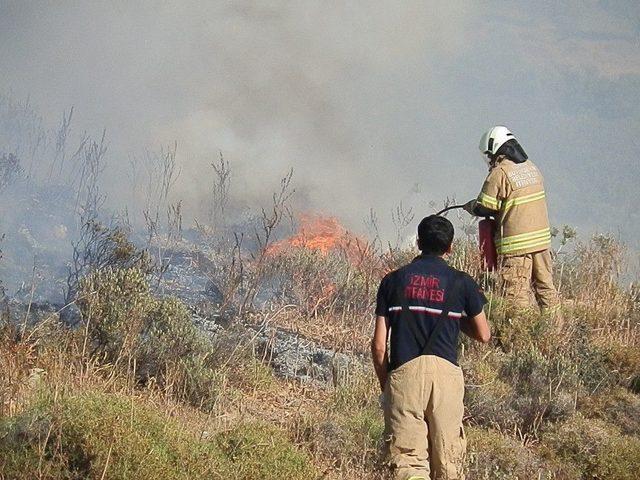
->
<box><xmin>375</xmin><ymin>255</ymin><xmax>487</xmax><ymax>369</ymax></box>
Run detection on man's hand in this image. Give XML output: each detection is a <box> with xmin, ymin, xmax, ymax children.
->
<box><xmin>460</xmin><ymin>311</ymin><xmax>491</xmax><ymax>343</ymax></box>
<box><xmin>462</xmin><ymin>199</ymin><xmax>477</xmax><ymax>215</ymax></box>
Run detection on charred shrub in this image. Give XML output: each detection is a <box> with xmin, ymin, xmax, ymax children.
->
<box><xmin>67</xmin><ymin>220</ymin><xmax>152</xmax><ymax>301</ymax></box>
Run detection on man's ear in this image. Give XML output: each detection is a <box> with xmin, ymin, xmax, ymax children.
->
<box><xmin>445</xmin><ymin>243</ymin><xmax>453</xmax><ymax>255</ymax></box>
<box><xmin>416</xmin><ymin>237</ymin><xmax>422</xmax><ymax>251</ymax></box>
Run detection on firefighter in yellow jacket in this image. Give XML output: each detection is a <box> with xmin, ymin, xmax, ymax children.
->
<box><xmin>464</xmin><ymin>126</ymin><xmax>558</xmax><ymax>311</ymax></box>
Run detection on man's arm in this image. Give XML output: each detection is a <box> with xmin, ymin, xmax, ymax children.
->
<box><xmin>371</xmin><ymin>315</ymin><xmax>390</xmax><ymax>391</ymax></box>
<box><xmin>463</xmin><ymin>199</ymin><xmax>498</xmax><ymax>217</ymax></box>
<box><xmin>465</xmin><ymin>167</ymin><xmax>506</xmax><ymax>217</ymax></box>
<box><xmin>472</xmin><ymin>203</ymin><xmax>497</xmax><ymax>217</ymax></box>
<box><xmin>460</xmin><ymin>311</ymin><xmax>491</xmax><ymax>343</ymax></box>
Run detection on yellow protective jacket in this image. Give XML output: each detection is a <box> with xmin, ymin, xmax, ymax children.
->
<box><xmin>476</xmin><ymin>156</ymin><xmax>551</xmax><ymax>256</ymax></box>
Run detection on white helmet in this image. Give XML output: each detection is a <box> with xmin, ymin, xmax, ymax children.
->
<box><xmin>479</xmin><ymin>126</ymin><xmax>515</xmax><ymax>159</ymax></box>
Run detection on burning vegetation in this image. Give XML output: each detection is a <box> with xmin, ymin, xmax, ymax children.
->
<box><xmin>269</xmin><ymin>214</ymin><xmax>352</xmax><ymax>255</ymax></box>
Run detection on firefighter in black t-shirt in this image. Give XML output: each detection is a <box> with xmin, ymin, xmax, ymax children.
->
<box><xmin>371</xmin><ymin>215</ymin><xmax>491</xmax><ymax>480</ymax></box>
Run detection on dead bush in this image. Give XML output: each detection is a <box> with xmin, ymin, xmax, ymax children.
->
<box><xmin>67</xmin><ymin>221</ymin><xmax>152</xmax><ymax>301</ymax></box>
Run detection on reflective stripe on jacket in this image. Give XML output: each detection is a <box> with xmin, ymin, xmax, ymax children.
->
<box><xmin>476</xmin><ymin>157</ymin><xmax>551</xmax><ymax>255</ymax></box>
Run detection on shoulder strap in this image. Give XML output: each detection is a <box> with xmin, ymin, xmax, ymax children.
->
<box><xmin>421</xmin><ymin>271</ymin><xmax>463</xmax><ymax>355</ymax></box>
<box><xmin>395</xmin><ymin>271</ymin><xmax>427</xmax><ymax>348</ymax></box>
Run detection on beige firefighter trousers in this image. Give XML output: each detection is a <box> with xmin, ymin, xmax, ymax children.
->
<box><xmin>500</xmin><ymin>248</ymin><xmax>558</xmax><ymax>311</ymax></box>
<box><xmin>384</xmin><ymin>355</ymin><xmax>466</xmax><ymax>480</ymax></box>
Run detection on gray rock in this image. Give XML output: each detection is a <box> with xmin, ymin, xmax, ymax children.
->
<box><xmin>251</xmin><ymin>324</ymin><xmax>365</xmax><ymax>387</ymax></box>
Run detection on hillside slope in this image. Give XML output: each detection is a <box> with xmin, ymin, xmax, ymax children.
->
<box><xmin>1</xmin><ymin>232</ymin><xmax>639</xmax><ymax>479</ymax></box>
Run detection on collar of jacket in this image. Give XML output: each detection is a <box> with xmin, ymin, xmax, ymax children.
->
<box><xmin>489</xmin><ymin>155</ymin><xmax>510</xmax><ymax>171</ymax></box>
<box><xmin>412</xmin><ymin>254</ymin><xmax>447</xmax><ymax>264</ymax></box>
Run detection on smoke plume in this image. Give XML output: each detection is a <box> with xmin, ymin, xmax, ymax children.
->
<box><xmin>1</xmin><ymin>1</ymin><xmax>639</xmax><ymax>287</ymax></box>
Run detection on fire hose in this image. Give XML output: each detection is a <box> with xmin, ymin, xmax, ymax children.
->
<box><xmin>434</xmin><ymin>204</ymin><xmax>497</xmax><ymax>271</ymax></box>
<box><xmin>435</xmin><ymin>204</ymin><xmax>465</xmax><ymax>216</ymax></box>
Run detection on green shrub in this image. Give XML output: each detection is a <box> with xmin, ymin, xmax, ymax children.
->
<box><xmin>463</xmin><ymin>304</ymin><xmax>630</xmax><ymax>437</ymax></box>
<box><xmin>77</xmin><ymin>268</ymin><xmax>223</xmax><ymax>409</ymax></box>
<box><xmin>77</xmin><ymin>267</ymin><xmax>150</xmax><ymax>360</ymax></box>
<box><xmin>542</xmin><ymin>413</ymin><xmax>640</xmax><ymax>479</ymax></box>
<box><xmin>0</xmin><ymin>390</ymin><xmax>317</xmax><ymax>480</ymax></box>
<box><xmin>463</xmin><ymin>339</ymin><xmax>576</xmax><ymax>436</ymax></box>
<box><xmin>216</xmin><ymin>423</ymin><xmax>315</xmax><ymax>479</ymax></box>
<box><xmin>331</xmin><ymin>372</ymin><xmax>385</xmax><ymax>463</ymax></box>
<box><xmin>345</xmin><ymin>407</ymin><xmax>385</xmax><ymax>453</ymax></box>
<box><xmin>465</xmin><ymin>426</ymin><xmax>568</xmax><ymax>480</ymax></box>
<box><xmin>291</xmin><ymin>370</ymin><xmax>385</xmax><ymax>473</ymax></box>
<box><xmin>597</xmin><ymin>336</ymin><xmax>640</xmax><ymax>390</ymax></box>
<box><xmin>463</xmin><ymin>350</ymin><xmax>520</xmax><ymax>430</ymax></box>
<box><xmin>294</xmin><ymin>406</ymin><xmax>384</xmax><ymax>474</ymax></box>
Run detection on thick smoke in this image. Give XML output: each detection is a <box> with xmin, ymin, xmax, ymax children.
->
<box><xmin>1</xmin><ymin>1</ymin><xmax>639</xmax><ymax>293</ymax></box>
<box><xmin>0</xmin><ymin>1</ymin><xmax>480</xmax><ymax>230</ymax></box>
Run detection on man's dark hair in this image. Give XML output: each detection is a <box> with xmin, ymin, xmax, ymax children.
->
<box><xmin>417</xmin><ymin>215</ymin><xmax>454</xmax><ymax>255</ymax></box>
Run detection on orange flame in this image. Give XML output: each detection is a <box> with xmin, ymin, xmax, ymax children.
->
<box><xmin>292</xmin><ymin>214</ymin><xmax>349</xmax><ymax>253</ymax></box>
<box><xmin>268</xmin><ymin>213</ymin><xmax>348</xmax><ymax>255</ymax></box>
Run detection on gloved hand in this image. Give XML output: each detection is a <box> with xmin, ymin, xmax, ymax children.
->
<box><xmin>462</xmin><ymin>199</ymin><xmax>477</xmax><ymax>215</ymax></box>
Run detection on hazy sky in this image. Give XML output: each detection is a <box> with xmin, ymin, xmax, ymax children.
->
<box><xmin>1</xmin><ymin>1</ymin><xmax>639</xmax><ymax>246</ymax></box>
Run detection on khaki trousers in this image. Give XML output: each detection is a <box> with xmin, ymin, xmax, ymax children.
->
<box><xmin>500</xmin><ymin>249</ymin><xmax>558</xmax><ymax>311</ymax></box>
<box><xmin>384</xmin><ymin>355</ymin><xmax>466</xmax><ymax>480</ymax></box>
